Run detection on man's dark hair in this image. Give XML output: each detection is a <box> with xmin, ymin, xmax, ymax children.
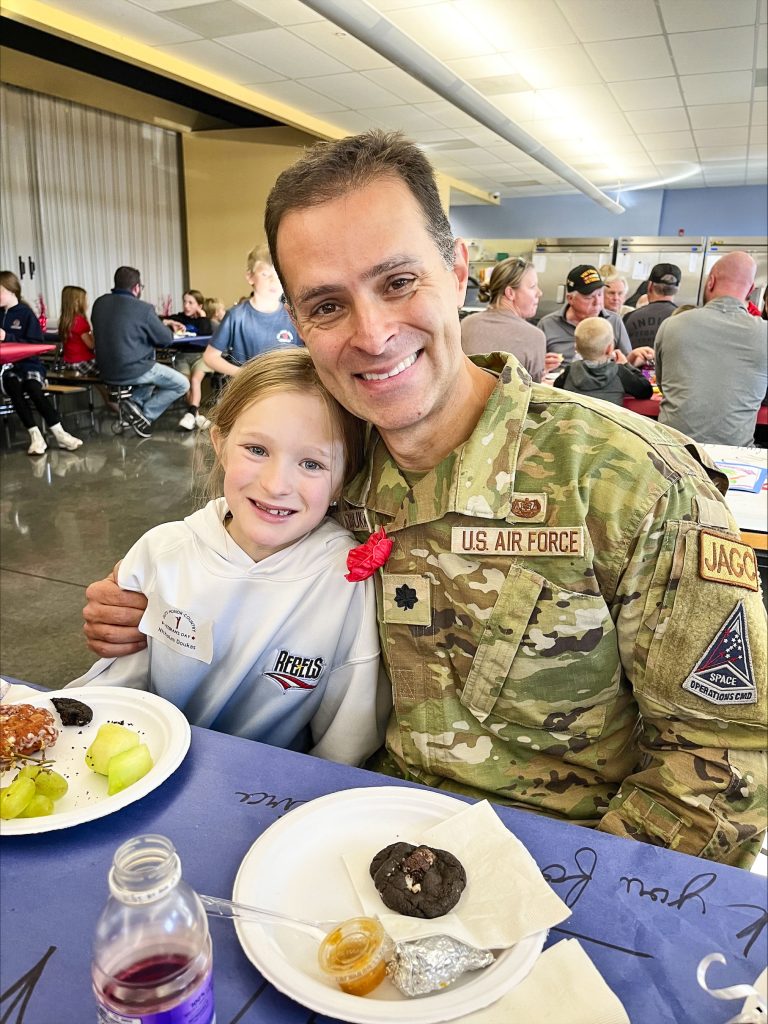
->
<box><xmin>114</xmin><ymin>266</ymin><xmax>141</xmax><ymax>291</ymax></box>
<box><xmin>264</xmin><ymin>130</ymin><xmax>455</xmax><ymax>294</ymax></box>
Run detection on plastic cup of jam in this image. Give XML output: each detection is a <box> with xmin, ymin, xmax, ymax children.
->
<box><xmin>318</xmin><ymin>917</ymin><xmax>391</xmax><ymax>996</ymax></box>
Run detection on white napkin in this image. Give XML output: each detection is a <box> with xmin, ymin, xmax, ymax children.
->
<box><xmin>343</xmin><ymin>800</ymin><xmax>570</xmax><ymax>948</ymax></box>
<box><xmin>453</xmin><ymin>939</ymin><xmax>630</xmax><ymax>1024</ymax></box>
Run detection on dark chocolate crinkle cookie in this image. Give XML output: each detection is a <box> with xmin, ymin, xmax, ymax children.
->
<box><xmin>50</xmin><ymin>696</ymin><xmax>93</xmax><ymax>727</ymax></box>
<box><xmin>369</xmin><ymin>842</ymin><xmax>466</xmax><ymax>919</ymax></box>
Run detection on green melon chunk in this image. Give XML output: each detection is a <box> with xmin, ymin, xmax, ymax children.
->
<box><xmin>107</xmin><ymin>743</ymin><xmax>154</xmax><ymax>795</ymax></box>
<box><xmin>85</xmin><ymin>723</ymin><xmax>140</xmax><ymax>776</ymax></box>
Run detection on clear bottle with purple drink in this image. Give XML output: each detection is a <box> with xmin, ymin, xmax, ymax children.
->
<box><xmin>93</xmin><ymin>834</ymin><xmax>215</xmax><ymax>1024</ymax></box>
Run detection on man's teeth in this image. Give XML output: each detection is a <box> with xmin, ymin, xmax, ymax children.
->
<box><xmin>361</xmin><ymin>353</ymin><xmax>417</xmax><ymax>381</ymax></box>
<box><xmin>255</xmin><ymin>501</ymin><xmax>292</xmax><ymax>516</ymax></box>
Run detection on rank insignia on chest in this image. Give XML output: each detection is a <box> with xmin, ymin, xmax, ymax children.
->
<box><xmin>382</xmin><ymin>574</ymin><xmax>431</xmax><ymax>625</ymax></box>
<box><xmin>698</xmin><ymin>530</ymin><xmax>758</xmax><ymax>592</ymax></box>
<box><xmin>509</xmin><ymin>493</ymin><xmax>547</xmax><ymax>522</ymax></box>
<box><xmin>450</xmin><ymin>526</ymin><xmax>584</xmax><ymax>557</ymax></box>
<box><xmin>682</xmin><ymin>602</ymin><xmax>757</xmax><ymax>705</ymax></box>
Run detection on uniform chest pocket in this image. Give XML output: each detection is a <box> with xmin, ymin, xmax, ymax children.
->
<box><xmin>459</xmin><ymin>563</ymin><xmax>621</xmax><ymax>738</ymax></box>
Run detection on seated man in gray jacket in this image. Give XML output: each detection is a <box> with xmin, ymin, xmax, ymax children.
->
<box><xmin>91</xmin><ymin>266</ymin><xmax>188</xmax><ymax>436</ymax></box>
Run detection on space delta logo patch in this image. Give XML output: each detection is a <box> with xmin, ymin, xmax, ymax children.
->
<box><xmin>265</xmin><ymin>649</ymin><xmax>324</xmax><ymax>692</ymax></box>
<box><xmin>682</xmin><ymin>602</ymin><xmax>756</xmax><ymax>706</ymax></box>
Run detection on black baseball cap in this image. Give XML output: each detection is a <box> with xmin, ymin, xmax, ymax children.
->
<box><xmin>566</xmin><ymin>265</ymin><xmax>604</xmax><ymax>295</ymax></box>
<box><xmin>649</xmin><ymin>263</ymin><xmax>682</xmax><ymax>286</ymax></box>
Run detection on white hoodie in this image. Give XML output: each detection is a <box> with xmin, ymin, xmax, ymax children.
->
<box><xmin>70</xmin><ymin>498</ymin><xmax>388</xmax><ymax>765</ymax></box>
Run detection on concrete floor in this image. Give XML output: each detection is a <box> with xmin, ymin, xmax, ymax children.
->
<box><xmin>0</xmin><ymin>408</ymin><xmax>205</xmax><ymax>688</ymax></box>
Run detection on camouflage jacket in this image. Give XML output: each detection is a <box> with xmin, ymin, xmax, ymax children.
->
<box><xmin>341</xmin><ymin>353</ymin><xmax>767</xmax><ymax>867</ymax></box>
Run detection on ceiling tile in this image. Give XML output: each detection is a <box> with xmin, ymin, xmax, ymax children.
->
<box><xmin>446</xmin><ymin>54</ymin><xmax>516</xmax><ymax>79</ymax></box>
<box><xmin>512</xmin><ymin>45</ymin><xmax>602</xmax><ymax>89</ymax></box>
<box><xmin>629</xmin><ymin>107</ymin><xmax>690</xmax><ymax>133</ymax></box>
<box><xmin>752</xmin><ymin>102</ymin><xmax>768</xmax><ymax>125</ymax></box>
<box><xmin>357</xmin><ymin>105</ymin><xmax>448</xmax><ymax>132</ymax></box>
<box><xmin>680</xmin><ymin>71</ymin><xmax>754</xmax><ymax>105</ymax></box>
<box><xmin>668</xmin><ymin>28</ymin><xmax>755</xmax><ymax>76</ymax></box>
<box><xmin>246</xmin><ymin>79</ymin><xmax>346</xmax><ymax>114</ymax></box>
<box><xmin>408</xmin><ymin>128</ymin><xmax>465</xmax><ymax>143</ymax></box>
<box><xmin>454</xmin><ymin>0</ymin><xmax>576</xmax><ymax>49</ymax></box>
<box><xmin>639</xmin><ymin>129</ymin><xmax>696</xmax><ymax>149</ymax></box>
<box><xmin>236</xmin><ymin>0</ymin><xmax>323</xmax><ymax>23</ymax></box>
<box><xmin>559</xmin><ymin>0</ymin><xmax>662</xmax><ymax>42</ymax></box>
<box><xmin>688</xmin><ymin>103</ymin><xmax>752</xmax><ymax>129</ymax></box>
<box><xmin>288</xmin><ymin>21</ymin><xmax>391</xmax><ymax>71</ymax></box>
<box><xmin>490</xmin><ymin>92</ymin><xmax>538</xmax><ymax>122</ymax></box>
<box><xmin>658</xmin><ymin>0</ymin><xmax>756</xmax><ymax>32</ymax></box>
<box><xmin>585</xmin><ymin>36</ymin><xmax>673</xmax><ymax>82</ymax></box>
<box><xmin>758</xmin><ymin>25</ymin><xmax>768</xmax><ymax>65</ymax></box>
<box><xmin>386</xmin><ymin>4</ymin><xmax>497</xmax><ymax>60</ymax></box>
<box><xmin>157</xmin><ymin>38</ymin><xmax>284</xmax><ymax>82</ymax></box>
<box><xmin>761</xmin><ymin>0</ymin><xmax>767</xmax><ymax>21</ymax></box>
<box><xmin>160</xmin><ymin>1</ymin><xmax>275</xmax><ymax>36</ymax></box>
<box><xmin>415</xmin><ymin>101</ymin><xmax>477</xmax><ymax>128</ymax></box>
<box><xmin>132</xmin><ymin>0</ymin><xmax>232</xmax><ymax>9</ymax></box>
<box><xmin>697</xmin><ymin>146</ymin><xmax>749</xmax><ymax>160</ymax></box>
<box><xmin>469</xmin><ymin>74</ymin><xmax>531</xmax><ymax>96</ymax></box>
<box><xmin>537</xmin><ymin>83</ymin><xmax>620</xmax><ymax>116</ymax></box>
<box><xmin>609</xmin><ymin>77</ymin><xmax>683</xmax><ymax>110</ymax></box>
<box><xmin>216</xmin><ymin>28</ymin><xmax>348</xmax><ymax>77</ymax></box>
<box><xmin>756</xmin><ymin>86</ymin><xmax>768</xmax><ymax>103</ymax></box>
<box><xmin>751</xmin><ymin>124</ymin><xmax>768</xmax><ymax>143</ymax></box>
<box><xmin>459</xmin><ymin>125</ymin><xmax>510</xmax><ymax>146</ymax></box>
<box><xmin>362</xmin><ymin>69</ymin><xmax>439</xmax><ymax>103</ymax></box>
<box><xmin>325</xmin><ymin>110</ymin><xmax>381</xmax><ymax>134</ymax></box>
<box><xmin>46</xmin><ymin>0</ymin><xmax>201</xmax><ymax>44</ymax></box>
<box><xmin>694</xmin><ymin>126</ymin><xmax>750</xmax><ymax>147</ymax></box>
<box><xmin>299</xmin><ymin>73</ymin><xmax>401</xmax><ymax>108</ymax></box>
<box><xmin>646</xmin><ymin>149</ymin><xmax>700</xmax><ymax>163</ymax></box>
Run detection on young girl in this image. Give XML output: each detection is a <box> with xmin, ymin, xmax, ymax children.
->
<box><xmin>58</xmin><ymin>285</ymin><xmax>96</xmax><ymax>375</ymax></box>
<box><xmin>162</xmin><ymin>289</ymin><xmax>214</xmax><ymax>431</ymax></box>
<box><xmin>69</xmin><ymin>348</ymin><xmax>387</xmax><ymax>766</ymax></box>
<box><xmin>0</xmin><ymin>271</ymin><xmax>83</xmax><ymax>455</ymax></box>
<box><xmin>204</xmin><ymin>297</ymin><xmax>226</xmax><ymax>328</ymax></box>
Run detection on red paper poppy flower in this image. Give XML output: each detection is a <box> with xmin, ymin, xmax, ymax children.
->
<box><xmin>345</xmin><ymin>527</ymin><xmax>393</xmax><ymax>582</ymax></box>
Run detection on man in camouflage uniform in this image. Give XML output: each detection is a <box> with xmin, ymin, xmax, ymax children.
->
<box><xmin>83</xmin><ymin>131</ymin><xmax>767</xmax><ymax>868</ymax></box>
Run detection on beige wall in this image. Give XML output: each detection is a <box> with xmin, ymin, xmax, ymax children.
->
<box><xmin>182</xmin><ymin>127</ymin><xmax>316</xmax><ymax>305</ymax></box>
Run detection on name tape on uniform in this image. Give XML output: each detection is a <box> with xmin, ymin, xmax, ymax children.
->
<box><xmin>340</xmin><ymin>508</ymin><xmax>371</xmax><ymax>533</ymax></box>
<box><xmin>698</xmin><ymin>530</ymin><xmax>758</xmax><ymax>592</ymax></box>
<box><xmin>451</xmin><ymin>526</ymin><xmax>584</xmax><ymax>557</ymax></box>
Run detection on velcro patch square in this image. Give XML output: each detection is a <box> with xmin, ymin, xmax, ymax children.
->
<box><xmin>698</xmin><ymin>530</ymin><xmax>758</xmax><ymax>591</ymax></box>
<box><xmin>382</xmin><ymin>574</ymin><xmax>431</xmax><ymax>626</ymax></box>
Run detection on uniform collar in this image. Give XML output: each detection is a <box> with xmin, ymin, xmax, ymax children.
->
<box><xmin>343</xmin><ymin>353</ymin><xmax>533</xmax><ymax>531</ymax></box>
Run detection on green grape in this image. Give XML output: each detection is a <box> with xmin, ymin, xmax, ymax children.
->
<box><xmin>17</xmin><ymin>764</ymin><xmax>43</xmax><ymax>781</ymax></box>
<box><xmin>34</xmin><ymin>769</ymin><xmax>68</xmax><ymax>802</ymax></box>
<box><xmin>0</xmin><ymin>776</ymin><xmax>36</xmax><ymax>819</ymax></box>
<box><xmin>18</xmin><ymin>793</ymin><xmax>54</xmax><ymax>818</ymax></box>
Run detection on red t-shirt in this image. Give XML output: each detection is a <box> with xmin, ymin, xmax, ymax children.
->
<box><xmin>62</xmin><ymin>313</ymin><xmax>93</xmax><ymax>363</ymax></box>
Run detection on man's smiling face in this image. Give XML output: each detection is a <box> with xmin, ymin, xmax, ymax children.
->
<box><xmin>276</xmin><ymin>176</ymin><xmax>469</xmax><ymax>442</ymax></box>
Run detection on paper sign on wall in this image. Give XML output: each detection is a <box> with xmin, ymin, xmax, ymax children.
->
<box><xmin>616</xmin><ymin>252</ymin><xmax>632</xmax><ymax>272</ymax></box>
<box><xmin>631</xmin><ymin>259</ymin><xmax>649</xmax><ymax>281</ymax></box>
<box><xmin>688</xmin><ymin>251</ymin><xmax>702</xmax><ymax>273</ymax></box>
<box><xmin>705</xmin><ymin>253</ymin><xmax>719</xmax><ymax>273</ymax></box>
<box><xmin>532</xmin><ymin>253</ymin><xmax>548</xmax><ymax>272</ymax></box>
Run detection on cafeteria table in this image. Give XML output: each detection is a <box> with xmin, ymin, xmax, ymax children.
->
<box><xmin>624</xmin><ymin>392</ymin><xmax>768</xmax><ymax>427</ymax></box>
<box><xmin>1</xmin><ymin>696</ymin><xmax>765</xmax><ymax>1024</ymax></box>
<box><xmin>0</xmin><ymin>342</ymin><xmax>56</xmax><ymax>363</ymax></box>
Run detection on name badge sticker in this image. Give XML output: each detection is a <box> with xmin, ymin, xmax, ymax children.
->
<box><xmin>141</xmin><ymin>591</ymin><xmax>214</xmax><ymax>664</ymax></box>
<box><xmin>451</xmin><ymin>526</ymin><xmax>584</xmax><ymax>557</ymax></box>
<box><xmin>382</xmin><ymin>574</ymin><xmax>432</xmax><ymax>626</ymax></box>
<box><xmin>698</xmin><ymin>530</ymin><xmax>758</xmax><ymax>591</ymax></box>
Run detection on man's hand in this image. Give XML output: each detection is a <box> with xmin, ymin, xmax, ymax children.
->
<box><xmin>83</xmin><ymin>563</ymin><xmax>148</xmax><ymax>658</ymax></box>
<box><xmin>162</xmin><ymin>319</ymin><xmax>186</xmax><ymax>333</ymax></box>
<box><xmin>544</xmin><ymin>352</ymin><xmax>563</xmax><ymax>373</ymax></box>
<box><xmin>627</xmin><ymin>347</ymin><xmax>655</xmax><ymax>367</ymax></box>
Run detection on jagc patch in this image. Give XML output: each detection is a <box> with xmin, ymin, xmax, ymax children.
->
<box><xmin>451</xmin><ymin>526</ymin><xmax>583</xmax><ymax>557</ymax></box>
<box><xmin>682</xmin><ymin>602</ymin><xmax>757</xmax><ymax>706</ymax></box>
<box><xmin>698</xmin><ymin>530</ymin><xmax>758</xmax><ymax>592</ymax></box>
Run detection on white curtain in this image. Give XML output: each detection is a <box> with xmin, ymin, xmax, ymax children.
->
<box><xmin>0</xmin><ymin>83</ymin><xmax>184</xmax><ymax>324</ymax></box>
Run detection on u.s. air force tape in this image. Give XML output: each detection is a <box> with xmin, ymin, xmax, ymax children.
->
<box><xmin>451</xmin><ymin>526</ymin><xmax>584</xmax><ymax>557</ymax></box>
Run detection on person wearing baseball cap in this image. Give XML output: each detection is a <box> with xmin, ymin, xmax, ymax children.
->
<box><xmin>538</xmin><ymin>263</ymin><xmax>634</xmax><ymax>365</ymax></box>
<box><xmin>623</xmin><ymin>263</ymin><xmax>682</xmax><ymax>349</ymax></box>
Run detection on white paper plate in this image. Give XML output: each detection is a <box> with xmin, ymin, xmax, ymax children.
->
<box><xmin>233</xmin><ymin>786</ymin><xmax>545</xmax><ymax>1024</ymax></box>
<box><xmin>0</xmin><ymin>687</ymin><xmax>191</xmax><ymax>835</ymax></box>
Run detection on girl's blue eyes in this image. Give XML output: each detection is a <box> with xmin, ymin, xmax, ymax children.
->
<box><xmin>242</xmin><ymin>447</ymin><xmax>325</xmax><ymax>472</ymax></box>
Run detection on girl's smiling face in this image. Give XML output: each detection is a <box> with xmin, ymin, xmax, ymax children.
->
<box><xmin>213</xmin><ymin>390</ymin><xmax>345</xmax><ymax>562</ymax></box>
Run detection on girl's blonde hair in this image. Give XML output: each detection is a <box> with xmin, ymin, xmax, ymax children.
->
<box><xmin>203</xmin><ymin>348</ymin><xmax>365</xmax><ymax>503</ymax></box>
<box><xmin>204</xmin><ymin>297</ymin><xmax>223</xmax><ymax>321</ymax></box>
<box><xmin>478</xmin><ymin>257</ymin><xmax>532</xmax><ymax>305</ymax></box>
<box><xmin>58</xmin><ymin>286</ymin><xmax>88</xmax><ymax>344</ymax></box>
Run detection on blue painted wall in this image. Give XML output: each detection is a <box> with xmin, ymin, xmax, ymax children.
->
<box><xmin>450</xmin><ymin>185</ymin><xmax>767</xmax><ymax>240</ymax></box>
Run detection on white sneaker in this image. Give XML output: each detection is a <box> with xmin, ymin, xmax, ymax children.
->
<box><xmin>53</xmin><ymin>429</ymin><xmax>84</xmax><ymax>451</ymax></box>
<box><xmin>195</xmin><ymin>414</ymin><xmax>211</xmax><ymax>430</ymax></box>
<box><xmin>27</xmin><ymin>426</ymin><xmax>47</xmax><ymax>456</ymax></box>
<box><xmin>179</xmin><ymin>411</ymin><xmax>196</xmax><ymax>431</ymax></box>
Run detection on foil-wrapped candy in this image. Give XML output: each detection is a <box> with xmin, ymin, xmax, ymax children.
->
<box><xmin>387</xmin><ymin>934</ymin><xmax>495</xmax><ymax>996</ymax></box>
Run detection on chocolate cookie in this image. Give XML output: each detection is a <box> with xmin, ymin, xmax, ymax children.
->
<box><xmin>51</xmin><ymin>697</ymin><xmax>93</xmax><ymax>727</ymax></box>
<box><xmin>369</xmin><ymin>842</ymin><xmax>466</xmax><ymax>919</ymax></box>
